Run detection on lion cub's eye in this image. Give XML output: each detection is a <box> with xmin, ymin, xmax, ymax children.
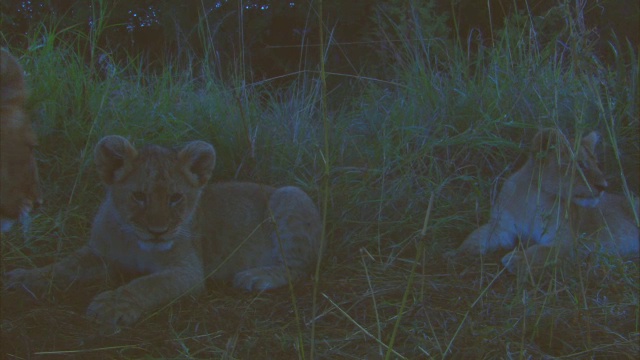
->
<box><xmin>132</xmin><ymin>191</ymin><xmax>147</xmax><ymax>204</ymax></box>
<box><xmin>169</xmin><ymin>193</ymin><xmax>184</xmax><ymax>206</ymax></box>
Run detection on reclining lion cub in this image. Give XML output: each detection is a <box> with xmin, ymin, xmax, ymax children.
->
<box><xmin>4</xmin><ymin>135</ymin><xmax>323</xmax><ymax>327</ymax></box>
<box><xmin>0</xmin><ymin>48</ymin><xmax>42</xmax><ymax>232</ymax></box>
<box><xmin>446</xmin><ymin>128</ymin><xmax>639</xmax><ymax>272</ymax></box>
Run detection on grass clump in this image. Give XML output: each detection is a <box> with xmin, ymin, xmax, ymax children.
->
<box><xmin>1</xmin><ymin>1</ymin><xmax>638</xmax><ymax>358</ymax></box>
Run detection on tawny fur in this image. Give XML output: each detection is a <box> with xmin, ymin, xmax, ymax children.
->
<box><xmin>446</xmin><ymin>129</ymin><xmax>639</xmax><ymax>272</ymax></box>
<box><xmin>4</xmin><ymin>136</ymin><xmax>323</xmax><ymax>327</ymax></box>
<box><xmin>0</xmin><ymin>48</ymin><xmax>41</xmax><ymax>232</ymax></box>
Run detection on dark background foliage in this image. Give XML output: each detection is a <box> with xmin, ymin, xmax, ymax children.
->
<box><xmin>2</xmin><ymin>0</ymin><xmax>638</xmax><ymax>82</ymax></box>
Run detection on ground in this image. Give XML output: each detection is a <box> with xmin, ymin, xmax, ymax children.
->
<box><xmin>2</xmin><ymin>237</ymin><xmax>638</xmax><ymax>359</ymax></box>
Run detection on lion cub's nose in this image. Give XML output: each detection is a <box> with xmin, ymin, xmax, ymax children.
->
<box><xmin>594</xmin><ymin>180</ymin><xmax>608</xmax><ymax>194</ymax></box>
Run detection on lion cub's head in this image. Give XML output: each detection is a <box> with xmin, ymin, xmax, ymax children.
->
<box><xmin>532</xmin><ymin>128</ymin><xmax>608</xmax><ymax>208</ymax></box>
<box><xmin>95</xmin><ymin>135</ymin><xmax>216</xmax><ymax>252</ymax></box>
<box><xmin>0</xmin><ymin>49</ymin><xmax>41</xmax><ymax>232</ymax></box>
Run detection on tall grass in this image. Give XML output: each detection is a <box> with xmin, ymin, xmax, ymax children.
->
<box><xmin>1</xmin><ymin>0</ymin><xmax>638</xmax><ymax>358</ymax></box>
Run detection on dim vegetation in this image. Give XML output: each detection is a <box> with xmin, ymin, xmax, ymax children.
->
<box><xmin>1</xmin><ymin>1</ymin><xmax>638</xmax><ymax>358</ymax></box>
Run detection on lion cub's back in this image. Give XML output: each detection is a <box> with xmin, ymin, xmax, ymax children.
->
<box><xmin>200</xmin><ymin>182</ymin><xmax>276</xmax><ymax>219</ymax></box>
<box><xmin>197</xmin><ymin>181</ymin><xmax>276</xmax><ymax>243</ymax></box>
<box><xmin>197</xmin><ymin>183</ymin><xmax>276</xmax><ymax>279</ymax></box>
<box><xmin>196</xmin><ymin>182</ymin><xmax>321</xmax><ymax>281</ymax></box>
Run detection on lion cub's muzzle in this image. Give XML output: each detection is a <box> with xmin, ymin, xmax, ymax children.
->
<box><xmin>134</xmin><ymin>225</ymin><xmax>178</xmax><ymax>252</ymax></box>
<box><xmin>573</xmin><ymin>179</ymin><xmax>608</xmax><ymax>208</ymax></box>
<box><xmin>137</xmin><ymin>237</ymin><xmax>175</xmax><ymax>252</ymax></box>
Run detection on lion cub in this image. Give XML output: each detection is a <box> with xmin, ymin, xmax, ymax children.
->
<box><xmin>446</xmin><ymin>129</ymin><xmax>639</xmax><ymax>272</ymax></box>
<box><xmin>0</xmin><ymin>49</ymin><xmax>42</xmax><ymax>232</ymax></box>
<box><xmin>4</xmin><ymin>135</ymin><xmax>323</xmax><ymax>327</ymax></box>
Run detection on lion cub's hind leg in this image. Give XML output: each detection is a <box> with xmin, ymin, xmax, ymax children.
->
<box><xmin>233</xmin><ymin>186</ymin><xmax>322</xmax><ymax>291</ymax></box>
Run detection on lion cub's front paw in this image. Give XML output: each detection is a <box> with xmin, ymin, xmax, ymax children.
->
<box><xmin>233</xmin><ymin>267</ymin><xmax>288</xmax><ymax>292</ymax></box>
<box><xmin>3</xmin><ymin>268</ymin><xmax>49</xmax><ymax>293</ymax></box>
<box><xmin>501</xmin><ymin>251</ymin><xmax>523</xmax><ymax>273</ymax></box>
<box><xmin>86</xmin><ymin>289</ymin><xmax>142</xmax><ymax>327</ymax></box>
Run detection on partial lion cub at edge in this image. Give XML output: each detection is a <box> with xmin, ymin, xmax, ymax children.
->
<box><xmin>4</xmin><ymin>135</ymin><xmax>323</xmax><ymax>327</ymax></box>
<box><xmin>446</xmin><ymin>128</ymin><xmax>639</xmax><ymax>272</ymax></box>
<box><xmin>0</xmin><ymin>48</ymin><xmax>42</xmax><ymax>232</ymax></box>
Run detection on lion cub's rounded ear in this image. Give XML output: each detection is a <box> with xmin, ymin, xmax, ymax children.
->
<box><xmin>178</xmin><ymin>141</ymin><xmax>216</xmax><ymax>187</ymax></box>
<box><xmin>94</xmin><ymin>135</ymin><xmax>138</xmax><ymax>184</ymax></box>
<box><xmin>532</xmin><ymin>128</ymin><xmax>560</xmax><ymax>152</ymax></box>
<box><xmin>531</xmin><ymin>128</ymin><xmax>571</xmax><ymax>156</ymax></box>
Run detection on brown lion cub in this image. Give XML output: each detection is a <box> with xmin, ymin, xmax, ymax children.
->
<box><xmin>4</xmin><ymin>135</ymin><xmax>323</xmax><ymax>327</ymax></box>
<box><xmin>446</xmin><ymin>129</ymin><xmax>639</xmax><ymax>272</ymax></box>
<box><xmin>0</xmin><ymin>49</ymin><xmax>41</xmax><ymax>232</ymax></box>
